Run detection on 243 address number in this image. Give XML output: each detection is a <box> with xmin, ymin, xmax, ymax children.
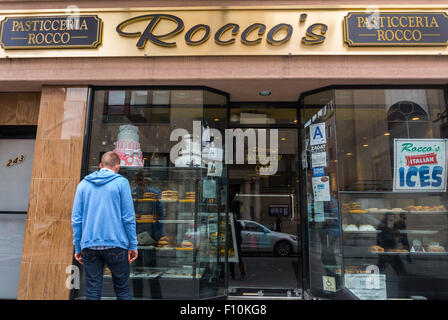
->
<box><xmin>6</xmin><ymin>154</ymin><xmax>25</xmax><ymax>167</ymax></box>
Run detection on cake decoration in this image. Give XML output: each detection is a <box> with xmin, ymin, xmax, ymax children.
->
<box><xmin>113</xmin><ymin>125</ymin><xmax>144</xmax><ymax>167</ymax></box>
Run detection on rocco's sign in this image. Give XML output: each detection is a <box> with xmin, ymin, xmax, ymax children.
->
<box><xmin>393</xmin><ymin>139</ymin><xmax>448</xmax><ymax>192</ymax></box>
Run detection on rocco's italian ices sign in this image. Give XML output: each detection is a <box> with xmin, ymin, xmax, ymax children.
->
<box><xmin>393</xmin><ymin>139</ymin><xmax>448</xmax><ymax>192</ymax></box>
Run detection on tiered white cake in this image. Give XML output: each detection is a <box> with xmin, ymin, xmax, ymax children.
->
<box><xmin>175</xmin><ymin>134</ymin><xmax>203</xmax><ymax>167</ymax></box>
<box><xmin>113</xmin><ymin>125</ymin><xmax>144</xmax><ymax>167</ymax></box>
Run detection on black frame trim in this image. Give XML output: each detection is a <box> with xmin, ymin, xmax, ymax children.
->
<box><xmin>0</xmin><ymin>125</ymin><xmax>37</xmax><ymax>139</ymax></box>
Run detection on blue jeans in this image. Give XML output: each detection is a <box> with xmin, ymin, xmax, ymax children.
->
<box><xmin>82</xmin><ymin>248</ymin><xmax>132</xmax><ymax>300</ymax></box>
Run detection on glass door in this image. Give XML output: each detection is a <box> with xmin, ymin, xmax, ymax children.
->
<box><xmin>227</xmin><ymin>128</ymin><xmax>302</xmax><ymax>298</ymax></box>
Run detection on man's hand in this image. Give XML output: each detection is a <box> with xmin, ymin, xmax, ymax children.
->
<box><xmin>128</xmin><ymin>250</ymin><xmax>138</xmax><ymax>264</ymax></box>
<box><xmin>74</xmin><ymin>252</ymin><xmax>83</xmax><ymax>265</ymax></box>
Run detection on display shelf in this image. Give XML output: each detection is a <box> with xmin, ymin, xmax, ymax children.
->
<box><xmin>104</xmin><ymin>267</ymin><xmax>205</xmax><ymax>280</ymax></box>
<box><xmin>343</xmin><ymin>230</ymin><xmax>381</xmax><ymax>234</ymax></box>
<box><xmin>339</xmin><ymin>191</ymin><xmax>447</xmax><ymax>194</ymax></box>
<box><xmin>399</xmin><ymin>230</ymin><xmax>439</xmax><ymax>235</ymax></box>
<box><xmin>369</xmin><ymin>251</ymin><xmax>448</xmax><ymax>256</ymax></box>
<box><xmin>346</xmin><ymin>210</ymin><xmax>448</xmax><ymax>215</ymax></box>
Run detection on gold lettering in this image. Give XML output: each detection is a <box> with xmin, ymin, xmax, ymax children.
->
<box><xmin>377</xmin><ymin>29</ymin><xmax>386</xmax><ymax>41</ymax></box>
<box><xmin>395</xmin><ymin>29</ymin><xmax>403</xmax><ymax>41</ymax></box>
<box><xmin>416</xmin><ymin>17</ymin><xmax>424</xmax><ymax>28</ymax></box>
<box><xmin>430</xmin><ymin>17</ymin><xmax>439</xmax><ymax>28</ymax></box>
<box><xmin>357</xmin><ymin>17</ymin><xmax>365</xmax><ymax>28</ymax></box>
<box><xmin>66</xmin><ymin>19</ymin><xmax>74</xmax><ymax>31</ymax></box>
<box><xmin>385</xmin><ymin>30</ymin><xmax>395</xmax><ymax>41</ymax></box>
<box><xmin>60</xmin><ymin>19</ymin><xmax>66</xmax><ymax>30</ymax></box>
<box><xmin>425</xmin><ymin>16</ymin><xmax>429</xmax><ymax>28</ymax></box>
<box><xmin>61</xmin><ymin>32</ymin><xmax>70</xmax><ymax>43</ymax></box>
<box><xmin>25</xmin><ymin>21</ymin><xmax>31</xmax><ymax>32</ymax></box>
<box><xmin>43</xmin><ymin>20</ymin><xmax>51</xmax><ymax>31</ymax></box>
<box><xmin>45</xmin><ymin>33</ymin><xmax>52</xmax><ymax>44</ymax></box>
<box><xmin>53</xmin><ymin>32</ymin><xmax>60</xmax><ymax>44</ymax></box>
<box><xmin>413</xmin><ymin>29</ymin><xmax>422</xmax><ymax>41</ymax></box>
<box><xmin>27</xmin><ymin>33</ymin><xmax>36</xmax><ymax>44</ymax></box>
<box><xmin>51</xmin><ymin>20</ymin><xmax>59</xmax><ymax>31</ymax></box>
<box><xmin>399</xmin><ymin>17</ymin><xmax>408</xmax><ymax>28</ymax></box>
<box><xmin>35</xmin><ymin>33</ymin><xmax>44</xmax><ymax>44</ymax></box>
<box><xmin>391</xmin><ymin>17</ymin><xmax>399</xmax><ymax>28</ymax></box>
<box><xmin>403</xmin><ymin>30</ymin><xmax>412</xmax><ymax>41</ymax></box>
<box><xmin>80</xmin><ymin>19</ymin><xmax>88</xmax><ymax>30</ymax></box>
<box><xmin>408</xmin><ymin>17</ymin><xmax>415</xmax><ymax>28</ymax></box>
<box><xmin>32</xmin><ymin>21</ymin><xmax>38</xmax><ymax>32</ymax></box>
<box><xmin>12</xmin><ymin>21</ymin><xmax>24</xmax><ymax>32</ymax></box>
<box><xmin>379</xmin><ymin>16</ymin><xmax>386</xmax><ymax>28</ymax></box>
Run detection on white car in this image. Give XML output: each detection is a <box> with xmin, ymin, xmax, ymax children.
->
<box><xmin>238</xmin><ymin>220</ymin><xmax>299</xmax><ymax>257</ymax></box>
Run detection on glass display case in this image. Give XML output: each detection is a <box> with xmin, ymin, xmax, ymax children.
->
<box><xmin>75</xmin><ymin>87</ymin><xmax>231</xmax><ymax>299</ymax></box>
<box><xmin>301</xmin><ymin>87</ymin><xmax>448</xmax><ymax>300</ymax></box>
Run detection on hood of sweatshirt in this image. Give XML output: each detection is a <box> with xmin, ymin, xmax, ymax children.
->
<box><xmin>84</xmin><ymin>169</ymin><xmax>122</xmax><ymax>186</ymax></box>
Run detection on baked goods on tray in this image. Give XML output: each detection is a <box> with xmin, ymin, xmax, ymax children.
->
<box><xmin>408</xmin><ymin>205</ymin><xmax>447</xmax><ymax>212</ymax></box>
<box><xmin>161</xmin><ymin>190</ymin><xmax>179</xmax><ymax>202</ymax></box>
<box><xmin>385</xmin><ymin>249</ymin><xmax>409</xmax><ymax>253</ymax></box>
<box><xmin>158</xmin><ymin>236</ymin><xmax>172</xmax><ymax>248</ymax></box>
<box><xmin>428</xmin><ymin>245</ymin><xmax>446</xmax><ymax>252</ymax></box>
<box><xmin>343</xmin><ymin>224</ymin><xmax>358</xmax><ymax>231</ymax></box>
<box><xmin>359</xmin><ymin>224</ymin><xmax>376</xmax><ymax>231</ymax></box>
<box><xmin>369</xmin><ymin>245</ymin><xmax>384</xmax><ymax>253</ymax></box>
<box><xmin>179</xmin><ymin>192</ymin><xmax>196</xmax><ymax>203</ymax></box>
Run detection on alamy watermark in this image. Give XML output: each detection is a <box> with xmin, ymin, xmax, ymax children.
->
<box><xmin>169</xmin><ymin>121</ymin><xmax>279</xmax><ymax>175</ymax></box>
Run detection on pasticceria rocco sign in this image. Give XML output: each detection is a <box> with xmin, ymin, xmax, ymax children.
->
<box><xmin>0</xmin><ymin>7</ymin><xmax>447</xmax><ymax>57</ymax></box>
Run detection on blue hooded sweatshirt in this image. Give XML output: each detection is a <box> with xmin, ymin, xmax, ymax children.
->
<box><xmin>71</xmin><ymin>169</ymin><xmax>138</xmax><ymax>253</ymax></box>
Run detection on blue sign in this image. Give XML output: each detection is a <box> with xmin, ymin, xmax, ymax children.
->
<box><xmin>313</xmin><ymin>167</ymin><xmax>325</xmax><ymax>177</ymax></box>
<box><xmin>269</xmin><ymin>205</ymin><xmax>289</xmax><ymax>217</ymax></box>
<box><xmin>344</xmin><ymin>12</ymin><xmax>448</xmax><ymax>47</ymax></box>
<box><xmin>0</xmin><ymin>15</ymin><xmax>103</xmax><ymax>49</ymax></box>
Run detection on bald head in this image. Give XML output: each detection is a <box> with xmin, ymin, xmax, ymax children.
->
<box><xmin>100</xmin><ymin>151</ymin><xmax>121</xmax><ymax>171</ymax></box>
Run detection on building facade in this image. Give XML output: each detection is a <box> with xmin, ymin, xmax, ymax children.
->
<box><xmin>1</xmin><ymin>0</ymin><xmax>448</xmax><ymax>300</ymax></box>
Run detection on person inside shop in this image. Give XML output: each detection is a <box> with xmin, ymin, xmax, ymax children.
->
<box><xmin>131</xmin><ymin>170</ymin><xmax>163</xmax><ymax>299</ymax></box>
<box><xmin>376</xmin><ymin>213</ymin><xmax>409</xmax><ymax>296</ymax></box>
<box><xmin>71</xmin><ymin>151</ymin><xmax>138</xmax><ymax>300</ymax></box>
<box><xmin>275</xmin><ymin>216</ymin><xmax>283</xmax><ymax>232</ymax></box>
<box><xmin>229</xmin><ymin>200</ymin><xmax>246</xmax><ymax>280</ymax></box>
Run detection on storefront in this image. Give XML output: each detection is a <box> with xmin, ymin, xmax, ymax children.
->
<box><xmin>1</xmin><ymin>3</ymin><xmax>448</xmax><ymax>300</ymax></box>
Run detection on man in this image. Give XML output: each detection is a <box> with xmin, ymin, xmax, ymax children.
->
<box><xmin>71</xmin><ymin>151</ymin><xmax>138</xmax><ymax>300</ymax></box>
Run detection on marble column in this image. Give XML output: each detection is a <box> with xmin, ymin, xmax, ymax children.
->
<box><xmin>17</xmin><ymin>86</ymin><xmax>88</xmax><ymax>300</ymax></box>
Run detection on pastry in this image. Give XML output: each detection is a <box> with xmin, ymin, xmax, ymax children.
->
<box><xmin>158</xmin><ymin>236</ymin><xmax>172</xmax><ymax>248</ymax></box>
<box><xmin>142</xmin><ymin>192</ymin><xmax>158</xmax><ymax>201</ymax></box>
<box><xmin>428</xmin><ymin>245</ymin><xmax>445</xmax><ymax>252</ymax></box>
<box><xmin>180</xmin><ymin>192</ymin><xmax>196</xmax><ymax>202</ymax></box>
<box><xmin>369</xmin><ymin>245</ymin><xmax>384</xmax><ymax>252</ymax></box>
<box><xmin>343</xmin><ymin>224</ymin><xmax>358</xmax><ymax>231</ymax></box>
<box><xmin>181</xmin><ymin>240</ymin><xmax>194</xmax><ymax>248</ymax></box>
<box><xmin>359</xmin><ymin>224</ymin><xmax>376</xmax><ymax>231</ymax></box>
<box><xmin>161</xmin><ymin>190</ymin><xmax>179</xmax><ymax>201</ymax></box>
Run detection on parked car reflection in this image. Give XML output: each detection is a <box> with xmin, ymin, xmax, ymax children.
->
<box><xmin>239</xmin><ymin>220</ymin><xmax>299</xmax><ymax>257</ymax></box>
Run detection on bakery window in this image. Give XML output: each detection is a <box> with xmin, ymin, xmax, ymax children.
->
<box><xmin>74</xmin><ymin>87</ymin><xmax>229</xmax><ymax>300</ymax></box>
<box><xmin>301</xmin><ymin>86</ymin><xmax>448</xmax><ymax>300</ymax></box>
